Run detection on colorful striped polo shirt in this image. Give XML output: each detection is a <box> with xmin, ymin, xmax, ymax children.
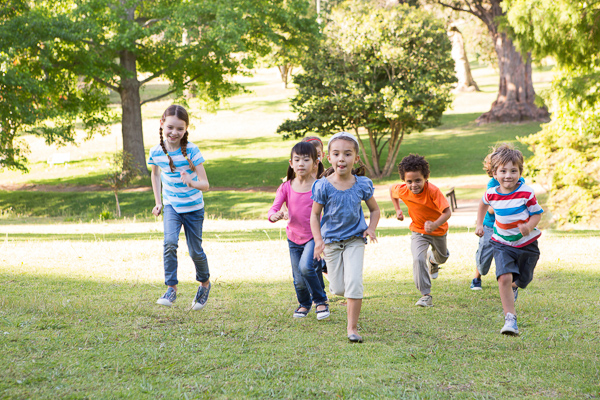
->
<box><xmin>482</xmin><ymin>182</ymin><xmax>543</xmax><ymax>248</ymax></box>
<box><xmin>148</xmin><ymin>142</ymin><xmax>205</xmax><ymax>213</ymax></box>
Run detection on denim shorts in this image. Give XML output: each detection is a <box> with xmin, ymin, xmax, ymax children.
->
<box><xmin>492</xmin><ymin>240</ymin><xmax>540</xmax><ymax>289</ymax></box>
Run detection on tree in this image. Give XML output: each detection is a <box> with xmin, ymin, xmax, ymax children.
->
<box><xmin>261</xmin><ymin>0</ymin><xmax>321</xmax><ymax>88</ymax></box>
<box><xmin>0</xmin><ymin>0</ymin><xmax>109</xmax><ymax>171</ymax></box>
<box><xmin>0</xmin><ymin>0</ymin><xmax>292</xmax><ymax>173</ymax></box>
<box><xmin>434</xmin><ymin>0</ymin><xmax>549</xmax><ymax>123</ymax></box>
<box><xmin>278</xmin><ymin>1</ymin><xmax>456</xmax><ymax>178</ymax></box>
<box><xmin>505</xmin><ymin>0</ymin><xmax>600</xmax><ymax>226</ymax></box>
<box><xmin>448</xmin><ymin>24</ymin><xmax>480</xmax><ymax>92</ymax></box>
<box><xmin>106</xmin><ymin>150</ymin><xmax>139</xmax><ymax>217</ymax></box>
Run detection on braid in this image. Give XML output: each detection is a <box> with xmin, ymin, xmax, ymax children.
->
<box><xmin>159</xmin><ymin>126</ymin><xmax>176</xmax><ymax>172</ymax></box>
<box><xmin>180</xmin><ymin>131</ymin><xmax>195</xmax><ymax>171</ymax></box>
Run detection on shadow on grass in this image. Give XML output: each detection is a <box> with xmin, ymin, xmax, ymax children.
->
<box><xmin>0</xmin><ymin>268</ymin><xmax>598</xmax><ymax>398</ymax></box>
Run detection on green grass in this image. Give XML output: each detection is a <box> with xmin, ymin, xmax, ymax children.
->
<box><xmin>1</xmin><ymin>260</ymin><xmax>598</xmax><ymax>398</ymax></box>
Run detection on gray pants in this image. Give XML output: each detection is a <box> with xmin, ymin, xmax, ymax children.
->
<box><xmin>411</xmin><ymin>232</ymin><xmax>450</xmax><ymax>295</ymax></box>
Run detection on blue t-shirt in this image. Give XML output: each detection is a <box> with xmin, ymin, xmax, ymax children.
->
<box><xmin>483</xmin><ymin>177</ymin><xmax>525</xmax><ymax>227</ymax></box>
<box><xmin>148</xmin><ymin>142</ymin><xmax>205</xmax><ymax>213</ymax></box>
<box><xmin>311</xmin><ymin>176</ymin><xmax>374</xmax><ymax>244</ymax></box>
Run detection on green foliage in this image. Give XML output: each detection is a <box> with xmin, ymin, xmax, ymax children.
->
<box><xmin>278</xmin><ymin>1</ymin><xmax>456</xmax><ymax>177</ymax></box>
<box><xmin>0</xmin><ymin>0</ymin><xmax>111</xmax><ymax>171</ymax></box>
<box><xmin>259</xmin><ymin>0</ymin><xmax>321</xmax><ymax>87</ymax></box>
<box><xmin>506</xmin><ymin>0</ymin><xmax>600</xmax><ymax>226</ymax></box>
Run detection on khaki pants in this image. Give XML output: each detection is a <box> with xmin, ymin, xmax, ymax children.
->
<box><xmin>323</xmin><ymin>237</ymin><xmax>365</xmax><ymax>299</ymax></box>
<box><xmin>411</xmin><ymin>232</ymin><xmax>449</xmax><ymax>295</ymax></box>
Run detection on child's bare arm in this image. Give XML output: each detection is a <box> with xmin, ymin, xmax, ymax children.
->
<box><xmin>311</xmin><ymin>202</ymin><xmax>325</xmax><ymax>260</ymax></box>
<box><xmin>519</xmin><ymin>213</ymin><xmax>542</xmax><ymax>236</ymax></box>
<box><xmin>151</xmin><ymin>165</ymin><xmax>163</xmax><ymax>216</ymax></box>
<box><xmin>363</xmin><ymin>196</ymin><xmax>380</xmax><ymax>243</ymax></box>
<box><xmin>181</xmin><ymin>163</ymin><xmax>209</xmax><ymax>191</ymax></box>
<box><xmin>475</xmin><ymin>199</ymin><xmax>489</xmax><ymax>237</ymax></box>
<box><xmin>424</xmin><ymin>207</ymin><xmax>451</xmax><ymax>234</ymax></box>
<box><xmin>389</xmin><ymin>187</ymin><xmax>404</xmax><ymax>221</ymax></box>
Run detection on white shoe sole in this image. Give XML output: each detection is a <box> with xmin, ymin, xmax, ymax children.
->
<box><xmin>471</xmin><ymin>287</ymin><xmax>482</xmax><ymax>291</ymax></box>
<box><xmin>191</xmin><ymin>302</ymin><xmax>206</xmax><ymax>311</ymax></box>
<box><xmin>316</xmin><ymin>311</ymin><xmax>330</xmax><ymax>320</ymax></box>
<box><xmin>156</xmin><ymin>299</ymin><xmax>174</xmax><ymax>307</ymax></box>
<box><xmin>415</xmin><ymin>302</ymin><xmax>433</xmax><ymax>307</ymax></box>
<box><xmin>501</xmin><ymin>327</ymin><xmax>519</xmax><ymax>335</ymax></box>
<box><xmin>430</xmin><ymin>272</ymin><xmax>439</xmax><ymax>279</ymax></box>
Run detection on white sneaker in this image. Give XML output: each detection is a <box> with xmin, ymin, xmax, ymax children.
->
<box><xmin>426</xmin><ymin>250</ymin><xmax>439</xmax><ymax>279</ymax></box>
<box><xmin>156</xmin><ymin>287</ymin><xmax>176</xmax><ymax>307</ymax></box>
<box><xmin>501</xmin><ymin>312</ymin><xmax>519</xmax><ymax>335</ymax></box>
<box><xmin>415</xmin><ymin>295</ymin><xmax>433</xmax><ymax>307</ymax></box>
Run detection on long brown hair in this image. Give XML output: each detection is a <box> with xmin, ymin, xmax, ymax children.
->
<box><xmin>286</xmin><ymin>142</ymin><xmax>323</xmax><ymax>181</ymax></box>
<box><xmin>159</xmin><ymin>105</ymin><xmax>195</xmax><ymax>172</ymax></box>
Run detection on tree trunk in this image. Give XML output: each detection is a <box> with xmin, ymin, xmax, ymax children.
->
<box><xmin>114</xmin><ymin>191</ymin><xmax>121</xmax><ymax>218</ymax></box>
<box><xmin>278</xmin><ymin>64</ymin><xmax>292</xmax><ymax>89</ymax></box>
<box><xmin>476</xmin><ymin>33</ymin><xmax>549</xmax><ymax>124</ymax></box>
<box><xmin>119</xmin><ymin>49</ymin><xmax>147</xmax><ymax>174</ymax></box>
<box><xmin>449</xmin><ymin>26</ymin><xmax>480</xmax><ymax>93</ymax></box>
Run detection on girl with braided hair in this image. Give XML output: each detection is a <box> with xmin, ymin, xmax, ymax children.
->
<box><xmin>148</xmin><ymin>105</ymin><xmax>212</xmax><ymax>311</ymax></box>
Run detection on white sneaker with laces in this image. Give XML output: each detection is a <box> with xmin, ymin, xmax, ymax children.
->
<box><xmin>415</xmin><ymin>295</ymin><xmax>433</xmax><ymax>307</ymax></box>
<box><xmin>427</xmin><ymin>250</ymin><xmax>439</xmax><ymax>279</ymax></box>
<box><xmin>500</xmin><ymin>312</ymin><xmax>519</xmax><ymax>335</ymax></box>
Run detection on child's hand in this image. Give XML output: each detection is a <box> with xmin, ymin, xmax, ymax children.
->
<box><xmin>424</xmin><ymin>220</ymin><xmax>438</xmax><ymax>233</ymax></box>
<box><xmin>313</xmin><ymin>239</ymin><xmax>325</xmax><ymax>260</ymax></box>
<box><xmin>269</xmin><ymin>210</ymin><xmax>285</xmax><ymax>222</ymax></box>
<box><xmin>152</xmin><ymin>204</ymin><xmax>163</xmax><ymax>216</ymax></box>
<box><xmin>396</xmin><ymin>210</ymin><xmax>404</xmax><ymax>221</ymax></box>
<box><xmin>283</xmin><ymin>211</ymin><xmax>289</xmax><ymax>220</ymax></box>
<box><xmin>363</xmin><ymin>228</ymin><xmax>377</xmax><ymax>243</ymax></box>
<box><xmin>518</xmin><ymin>222</ymin><xmax>532</xmax><ymax>237</ymax></box>
<box><xmin>475</xmin><ymin>224</ymin><xmax>484</xmax><ymax>237</ymax></box>
<box><xmin>180</xmin><ymin>171</ymin><xmax>193</xmax><ymax>187</ymax></box>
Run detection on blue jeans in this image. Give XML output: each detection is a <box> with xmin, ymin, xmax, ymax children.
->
<box><xmin>163</xmin><ymin>205</ymin><xmax>209</xmax><ymax>286</ymax></box>
<box><xmin>288</xmin><ymin>239</ymin><xmax>328</xmax><ymax>308</ymax></box>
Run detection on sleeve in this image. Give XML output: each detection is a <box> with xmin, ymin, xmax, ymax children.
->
<box><xmin>526</xmin><ymin>189</ymin><xmax>543</xmax><ymax>215</ymax></box>
<box><xmin>432</xmin><ymin>186</ymin><xmax>450</xmax><ymax>212</ymax></box>
<box><xmin>148</xmin><ymin>147</ymin><xmax>157</xmax><ymax>166</ymax></box>
<box><xmin>487</xmin><ymin>178</ymin><xmax>498</xmax><ymax>189</ymax></box>
<box><xmin>482</xmin><ymin>189</ymin><xmax>491</xmax><ymax>205</ymax></box>
<box><xmin>311</xmin><ymin>179</ymin><xmax>327</xmax><ymax>205</ymax></box>
<box><xmin>358</xmin><ymin>177</ymin><xmax>375</xmax><ymax>201</ymax></box>
<box><xmin>188</xmin><ymin>145</ymin><xmax>205</xmax><ymax>166</ymax></box>
<box><xmin>390</xmin><ymin>183</ymin><xmax>402</xmax><ymax>199</ymax></box>
<box><xmin>268</xmin><ymin>182</ymin><xmax>288</xmax><ymax>221</ymax></box>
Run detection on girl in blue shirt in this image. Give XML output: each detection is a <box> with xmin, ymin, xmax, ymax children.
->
<box><xmin>310</xmin><ymin>132</ymin><xmax>380</xmax><ymax>343</ymax></box>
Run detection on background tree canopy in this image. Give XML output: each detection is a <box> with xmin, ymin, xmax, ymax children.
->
<box><xmin>278</xmin><ymin>0</ymin><xmax>456</xmax><ymax>178</ymax></box>
<box><xmin>0</xmin><ymin>0</ymin><xmax>317</xmax><ymax>173</ymax></box>
<box><xmin>505</xmin><ymin>0</ymin><xmax>600</xmax><ymax>226</ymax></box>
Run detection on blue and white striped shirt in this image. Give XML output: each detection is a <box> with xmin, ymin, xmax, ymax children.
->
<box><xmin>148</xmin><ymin>142</ymin><xmax>205</xmax><ymax>213</ymax></box>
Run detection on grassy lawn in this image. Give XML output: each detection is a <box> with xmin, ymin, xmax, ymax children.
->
<box><xmin>1</xmin><ymin>231</ymin><xmax>598</xmax><ymax>398</ymax></box>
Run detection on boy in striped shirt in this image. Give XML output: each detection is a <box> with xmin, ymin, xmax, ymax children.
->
<box><xmin>475</xmin><ymin>144</ymin><xmax>543</xmax><ymax>335</ymax></box>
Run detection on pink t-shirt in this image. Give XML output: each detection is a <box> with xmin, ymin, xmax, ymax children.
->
<box><xmin>268</xmin><ymin>180</ymin><xmax>314</xmax><ymax>245</ymax></box>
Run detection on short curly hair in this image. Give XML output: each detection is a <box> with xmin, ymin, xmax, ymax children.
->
<box><xmin>484</xmin><ymin>143</ymin><xmax>524</xmax><ymax>176</ymax></box>
<box><xmin>398</xmin><ymin>154</ymin><xmax>430</xmax><ymax>181</ymax></box>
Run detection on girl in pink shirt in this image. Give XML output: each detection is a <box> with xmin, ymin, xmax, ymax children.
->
<box><xmin>268</xmin><ymin>142</ymin><xmax>329</xmax><ymax>320</ymax></box>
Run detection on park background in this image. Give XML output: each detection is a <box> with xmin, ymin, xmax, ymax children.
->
<box><xmin>1</xmin><ymin>0</ymin><xmax>599</xmax><ymax>398</ymax></box>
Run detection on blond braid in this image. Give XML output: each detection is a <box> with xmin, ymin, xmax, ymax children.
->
<box><xmin>159</xmin><ymin>126</ymin><xmax>176</xmax><ymax>172</ymax></box>
<box><xmin>180</xmin><ymin>131</ymin><xmax>195</xmax><ymax>171</ymax></box>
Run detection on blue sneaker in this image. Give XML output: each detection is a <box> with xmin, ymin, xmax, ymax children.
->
<box><xmin>191</xmin><ymin>282</ymin><xmax>211</xmax><ymax>311</ymax></box>
<box><xmin>500</xmin><ymin>312</ymin><xmax>519</xmax><ymax>335</ymax></box>
<box><xmin>513</xmin><ymin>286</ymin><xmax>519</xmax><ymax>302</ymax></box>
<box><xmin>470</xmin><ymin>278</ymin><xmax>482</xmax><ymax>291</ymax></box>
<box><xmin>156</xmin><ymin>287</ymin><xmax>176</xmax><ymax>307</ymax></box>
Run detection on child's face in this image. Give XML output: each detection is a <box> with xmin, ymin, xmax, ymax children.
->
<box><xmin>315</xmin><ymin>145</ymin><xmax>324</xmax><ymax>162</ymax></box>
<box><xmin>493</xmin><ymin>161</ymin><xmax>521</xmax><ymax>193</ymax></box>
<box><xmin>161</xmin><ymin>116</ymin><xmax>187</xmax><ymax>147</ymax></box>
<box><xmin>327</xmin><ymin>139</ymin><xmax>359</xmax><ymax>177</ymax></box>
<box><xmin>403</xmin><ymin>171</ymin><xmax>427</xmax><ymax>194</ymax></box>
<box><xmin>290</xmin><ymin>152</ymin><xmax>316</xmax><ymax>178</ymax></box>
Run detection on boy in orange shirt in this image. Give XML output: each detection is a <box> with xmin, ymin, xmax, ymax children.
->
<box><xmin>390</xmin><ymin>154</ymin><xmax>452</xmax><ymax>307</ymax></box>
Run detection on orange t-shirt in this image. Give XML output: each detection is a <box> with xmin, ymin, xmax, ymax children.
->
<box><xmin>390</xmin><ymin>182</ymin><xmax>450</xmax><ymax>236</ymax></box>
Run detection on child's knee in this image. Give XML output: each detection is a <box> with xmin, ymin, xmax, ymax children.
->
<box><xmin>497</xmin><ymin>273</ymin><xmax>512</xmax><ymax>284</ymax></box>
